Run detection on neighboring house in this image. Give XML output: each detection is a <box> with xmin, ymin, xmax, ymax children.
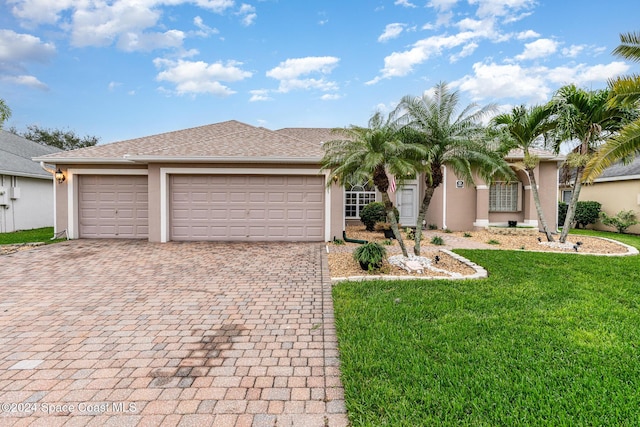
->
<box><xmin>33</xmin><ymin>121</ymin><xmax>563</xmax><ymax>242</ymax></box>
<box><xmin>0</xmin><ymin>130</ymin><xmax>62</xmax><ymax>233</ymax></box>
<box><xmin>575</xmin><ymin>157</ymin><xmax>640</xmax><ymax>234</ymax></box>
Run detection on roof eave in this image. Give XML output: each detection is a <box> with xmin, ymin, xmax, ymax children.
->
<box><xmin>31</xmin><ymin>157</ymin><xmax>138</xmax><ymax>164</ymax></box>
<box><xmin>123</xmin><ymin>155</ymin><xmax>322</xmax><ymax>164</ymax></box>
<box><xmin>0</xmin><ymin>169</ymin><xmax>53</xmax><ymax>180</ymax></box>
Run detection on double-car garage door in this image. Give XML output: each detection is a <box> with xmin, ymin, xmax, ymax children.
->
<box><xmin>170</xmin><ymin>175</ymin><xmax>324</xmax><ymax>241</ymax></box>
<box><xmin>77</xmin><ymin>174</ymin><xmax>324</xmax><ymax>241</ymax></box>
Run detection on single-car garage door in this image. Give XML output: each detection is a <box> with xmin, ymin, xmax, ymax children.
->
<box><xmin>170</xmin><ymin>175</ymin><xmax>324</xmax><ymax>241</ymax></box>
<box><xmin>78</xmin><ymin>175</ymin><xmax>149</xmax><ymax>238</ymax></box>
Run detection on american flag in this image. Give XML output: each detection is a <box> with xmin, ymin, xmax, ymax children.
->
<box><xmin>389</xmin><ymin>174</ymin><xmax>396</xmax><ymax>193</ymax></box>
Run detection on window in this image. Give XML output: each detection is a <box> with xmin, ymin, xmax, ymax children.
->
<box><xmin>489</xmin><ymin>182</ymin><xmax>521</xmax><ymax>212</ymax></box>
<box><xmin>561</xmin><ymin>190</ymin><xmax>572</xmax><ymax>204</ymax></box>
<box><xmin>345</xmin><ymin>182</ymin><xmax>376</xmax><ymax>218</ymax></box>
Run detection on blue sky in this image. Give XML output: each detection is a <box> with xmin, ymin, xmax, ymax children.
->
<box><xmin>1</xmin><ymin>0</ymin><xmax>639</xmax><ymax>144</ymax></box>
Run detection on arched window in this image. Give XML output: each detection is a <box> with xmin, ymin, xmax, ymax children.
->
<box><xmin>345</xmin><ymin>181</ymin><xmax>376</xmax><ymax>218</ymax></box>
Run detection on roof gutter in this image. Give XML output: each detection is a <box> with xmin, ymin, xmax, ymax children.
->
<box><xmin>32</xmin><ymin>156</ymin><xmax>134</xmax><ymax>164</ymax></box>
<box><xmin>0</xmin><ymin>167</ymin><xmax>53</xmax><ymax>180</ymax></box>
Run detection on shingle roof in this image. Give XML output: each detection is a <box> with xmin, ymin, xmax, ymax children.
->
<box><xmin>35</xmin><ymin>121</ymin><xmax>326</xmax><ymax>164</ymax></box>
<box><xmin>276</xmin><ymin>128</ymin><xmax>338</xmax><ymax>144</ymax></box>
<box><xmin>0</xmin><ymin>130</ymin><xmax>62</xmax><ymax>179</ymax></box>
<box><xmin>596</xmin><ymin>156</ymin><xmax>640</xmax><ymax>180</ymax></box>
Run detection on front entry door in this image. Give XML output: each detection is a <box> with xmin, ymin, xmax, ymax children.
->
<box><xmin>397</xmin><ymin>184</ymin><xmax>418</xmax><ymax>226</ymax></box>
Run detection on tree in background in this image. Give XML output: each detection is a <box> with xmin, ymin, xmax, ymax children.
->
<box><xmin>395</xmin><ymin>82</ymin><xmax>515</xmax><ymax>256</ymax></box>
<box><xmin>584</xmin><ymin>31</ymin><xmax>640</xmax><ymax>181</ymax></box>
<box><xmin>0</xmin><ymin>98</ymin><xmax>10</xmax><ymax>128</ymax></box>
<box><xmin>10</xmin><ymin>124</ymin><xmax>99</xmax><ymax>150</ymax></box>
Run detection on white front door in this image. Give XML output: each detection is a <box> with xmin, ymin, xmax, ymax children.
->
<box><xmin>397</xmin><ymin>184</ymin><xmax>418</xmax><ymax>226</ymax></box>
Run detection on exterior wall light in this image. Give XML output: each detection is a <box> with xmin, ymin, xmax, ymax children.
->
<box><xmin>55</xmin><ymin>168</ymin><xmax>66</xmax><ymax>184</ymax></box>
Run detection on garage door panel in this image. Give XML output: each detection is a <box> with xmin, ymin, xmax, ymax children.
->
<box><xmin>79</xmin><ymin>175</ymin><xmax>148</xmax><ymax>239</ymax></box>
<box><xmin>170</xmin><ymin>174</ymin><xmax>324</xmax><ymax>241</ymax></box>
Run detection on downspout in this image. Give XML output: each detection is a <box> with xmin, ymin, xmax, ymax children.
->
<box><xmin>442</xmin><ymin>166</ymin><xmax>447</xmax><ymax>230</ymax></box>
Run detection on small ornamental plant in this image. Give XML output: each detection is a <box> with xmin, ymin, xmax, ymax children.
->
<box><xmin>430</xmin><ymin>236</ymin><xmax>445</xmax><ymax>246</ymax></box>
<box><xmin>353</xmin><ymin>242</ymin><xmax>387</xmax><ymax>271</ymax></box>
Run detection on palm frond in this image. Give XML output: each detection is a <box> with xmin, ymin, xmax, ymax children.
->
<box><xmin>613</xmin><ymin>31</ymin><xmax>640</xmax><ymax>62</ymax></box>
<box><xmin>583</xmin><ymin>119</ymin><xmax>640</xmax><ymax>181</ymax></box>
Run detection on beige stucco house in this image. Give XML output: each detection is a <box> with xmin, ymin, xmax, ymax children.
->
<box><xmin>33</xmin><ymin>121</ymin><xmax>562</xmax><ymax>242</ymax></box>
<box><xmin>575</xmin><ymin>157</ymin><xmax>640</xmax><ymax>234</ymax></box>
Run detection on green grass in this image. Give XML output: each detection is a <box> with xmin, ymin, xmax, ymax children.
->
<box><xmin>0</xmin><ymin>227</ymin><xmax>63</xmax><ymax>245</ymax></box>
<box><xmin>333</xmin><ymin>231</ymin><xmax>640</xmax><ymax>426</ymax></box>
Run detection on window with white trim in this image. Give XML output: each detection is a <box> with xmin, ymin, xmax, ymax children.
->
<box><xmin>345</xmin><ymin>182</ymin><xmax>376</xmax><ymax>218</ymax></box>
<box><xmin>489</xmin><ymin>182</ymin><xmax>521</xmax><ymax>212</ymax></box>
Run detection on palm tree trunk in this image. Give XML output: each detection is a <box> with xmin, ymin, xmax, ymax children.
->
<box><xmin>559</xmin><ymin>165</ymin><xmax>585</xmax><ymax>243</ymax></box>
<box><xmin>527</xmin><ymin>168</ymin><xmax>554</xmax><ymax>242</ymax></box>
<box><xmin>412</xmin><ymin>185</ymin><xmax>436</xmax><ymax>256</ymax></box>
<box><xmin>380</xmin><ymin>191</ymin><xmax>409</xmax><ymax>257</ymax></box>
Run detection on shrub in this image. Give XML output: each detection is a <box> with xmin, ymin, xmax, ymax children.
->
<box><xmin>574</xmin><ymin>201</ymin><xmax>602</xmax><ymax>229</ymax></box>
<box><xmin>600</xmin><ymin>210</ymin><xmax>639</xmax><ymax>233</ymax></box>
<box><xmin>360</xmin><ymin>202</ymin><xmax>400</xmax><ymax>232</ymax></box>
<box><xmin>463</xmin><ymin>232</ymin><xmax>472</xmax><ymax>238</ymax></box>
<box><xmin>353</xmin><ymin>242</ymin><xmax>387</xmax><ymax>271</ymax></box>
<box><xmin>430</xmin><ymin>236</ymin><xmax>444</xmax><ymax>246</ymax></box>
<box><xmin>487</xmin><ymin>239</ymin><xmax>500</xmax><ymax>245</ymax></box>
<box><xmin>558</xmin><ymin>201</ymin><xmax>568</xmax><ymax>226</ymax></box>
<box><xmin>428</xmin><ymin>223</ymin><xmax>438</xmax><ymax>230</ymax></box>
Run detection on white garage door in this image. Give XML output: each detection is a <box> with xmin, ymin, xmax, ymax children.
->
<box><xmin>170</xmin><ymin>175</ymin><xmax>324</xmax><ymax>241</ymax></box>
<box><xmin>78</xmin><ymin>175</ymin><xmax>149</xmax><ymax>238</ymax></box>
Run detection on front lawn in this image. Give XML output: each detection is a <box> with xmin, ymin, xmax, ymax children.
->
<box><xmin>333</xmin><ymin>231</ymin><xmax>640</xmax><ymax>426</ymax></box>
<box><xmin>0</xmin><ymin>227</ymin><xmax>61</xmax><ymax>245</ymax></box>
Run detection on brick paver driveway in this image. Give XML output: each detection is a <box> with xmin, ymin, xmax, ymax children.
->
<box><xmin>1</xmin><ymin>240</ymin><xmax>348</xmax><ymax>426</ymax></box>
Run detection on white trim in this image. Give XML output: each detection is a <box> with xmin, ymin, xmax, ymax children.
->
<box><xmin>442</xmin><ymin>166</ymin><xmax>447</xmax><ymax>230</ymax></box>
<box><xmin>522</xmin><ymin>219</ymin><xmax>539</xmax><ymax>227</ymax></box>
<box><xmin>523</xmin><ymin>185</ymin><xmax>538</xmax><ymax>190</ymax></box>
<box><xmin>593</xmin><ymin>174</ymin><xmax>640</xmax><ymax>183</ymax></box>
<box><xmin>66</xmin><ymin>168</ymin><xmax>148</xmax><ymax>239</ymax></box>
<box><xmin>476</xmin><ymin>185</ymin><xmax>489</xmax><ymax>190</ymax></box>
<box><xmin>473</xmin><ymin>219</ymin><xmax>490</xmax><ymax>228</ymax></box>
<box><xmin>159</xmin><ymin>167</ymin><xmax>328</xmax><ymax>243</ymax></box>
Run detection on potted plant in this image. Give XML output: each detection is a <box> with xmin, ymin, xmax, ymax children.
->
<box><xmin>353</xmin><ymin>242</ymin><xmax>387</xmax><ymax>271</ymax></box>
<box><xmin>374</xmin><ymin>222</ymin><xmax>396</xmax><ymax>239</ymax></box>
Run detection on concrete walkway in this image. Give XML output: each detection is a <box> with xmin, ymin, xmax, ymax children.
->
<box><xmin>1</xmin><ymin>240</ymin><xmax>348</xmax><ymax>426</ymax></box>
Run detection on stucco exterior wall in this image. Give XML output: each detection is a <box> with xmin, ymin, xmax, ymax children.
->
<box><xmin>580</xmin><ymin>179</ymin><xmax>640</xmax><ymax>234</ymax></box>
<box><xmin>0</xmin><ymin>175</ymin><xmax>54</xmax><ymax>233</ymax></box>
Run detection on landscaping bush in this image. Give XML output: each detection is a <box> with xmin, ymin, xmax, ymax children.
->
<box><xmin>352</xmin><ymin>242</ymin><xmax>387</xmax><ymax>271</ymax></box>
<box><xmin>574</xmin><ymin>201</ymin><xmax>602</xmax><ymax>229</ymax></box>
<box><xmin>558</xmin><ymin>201</ymin><xmax>568</xmax><ymax>226</ymax></box>
<box><xmin>600</xmin><ymin>210</ymin><xmax>639</xmax><ymax>233</ymax></box>
<box><xmin>360</xmin><ymin>202</ymin><xmax>400</xmax><ymax>231</ymax></box>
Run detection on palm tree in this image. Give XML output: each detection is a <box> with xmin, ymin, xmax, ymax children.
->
<box><xmin>550</xmin><ymin>84</ymin><xmax>628</xmax><ymax>242</ymax></box>
<box><xmin>396</xmin><ymin>82</ymin><xmax>515</xmax><ymax>256</ymax></box>
<box><xmin>583</xmin><ymin>31</ymin><xmax>640</xmax><ymax>180</ymax></box>
<box><xmin>492</xmin><ymin>104</ymin><xmax>557</xmax><ymax>241</ymax></box>
<box><xmin>321</xmin><ymin>111</ymin><xmax>425</xmax><ymax>257</ymax></box>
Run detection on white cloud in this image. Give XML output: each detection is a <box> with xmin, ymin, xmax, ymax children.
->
<box><xmin>454</xmin><ymin>62</ymin><xmax>551</xmax><ymax>102</ymax></box>
<box><xmin>514</xmin><ymin>38</ymin><xmax>558</xmax><ymax>61</ymax></box>
<box><xmin>1</xmin><ymin>74</ymin><xmax>48</xmax><ymax>90</ymax></box>
<box><xmin>428</xmin><ymin>0</ymin><xmax>459</xmax><ymax>12</ymax></box>
<box><xmin>154</xmin><ymin>58</ymin><xmax>252</xmax><ymax>96</ymax></box>
<box><xmin>449</xmin><ymin>42</ymin><xmax>478</xmax><ymax>62</ymax></box>
<box><xmin>516</xmin><ymin>30</ymin><xmax>539</xmax><ymax>40</ymax></box>
<box><xmin>108</xmin><ymin>81</ymin><xmax>121</xmax><ymax>91</ymax></box>
<box><xmin>117</xmin><ymin>30</ymin><xmax>185</xmax><ymax>52</ymax></box>
<box><xmin>0</xmin><ymin>29</ymin><xmax>56</xmax><ymax>64</ymax></box>
<box><xmin>395</xmin><ymin>0</ymin><xmax>417</xmax><ymax>7</ymax></box>
<box><xmin>266</xmin><ymin>56</ymin><xmax>340</xmax><ymax>94</ymax></box>
<box><xmin>468</xmin><ymin>0</ymin><xmax>535</xmax><ymax>18</ymax></box>
<box><xmin>237</xmin><ymin>4</ymin><xmax>257</xmax><ymax>26</ymax></box>
<box><xmin>367</xmin><ymin>31</ymin><xmax>475</xmax><ymax>83</ymax></box>
<box><xmin>266</xmin><ymin>56</ymin><xmax>338</xmax><ymax>80</ymax></box>
<box><xmin>452</xmin><ymin>60</ymin><xmax>631</xmax><ymax>104</ymax></box>
<box><xmin>321</xmin><ymin>93</ymin><xmax>342</xmax><ymax>101</ymax></box>
<box><xmin>249</xmin><ymin>89</ymin><xmax>272</xmax><ymax>102</ymax></box>
<box><xmin>378</xmin><ymin>23</ymin><xmax>405</xmax><ymax>42</ymax></box>
<box><xmin>193</xmin><ymin>16</ymin><xmax>219</xmax><ymax>37</ymax></box>
<box><xmin>8</xmin><ymin>0</ymin><xmax>236</xmax><ymax>51</ymax></box>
